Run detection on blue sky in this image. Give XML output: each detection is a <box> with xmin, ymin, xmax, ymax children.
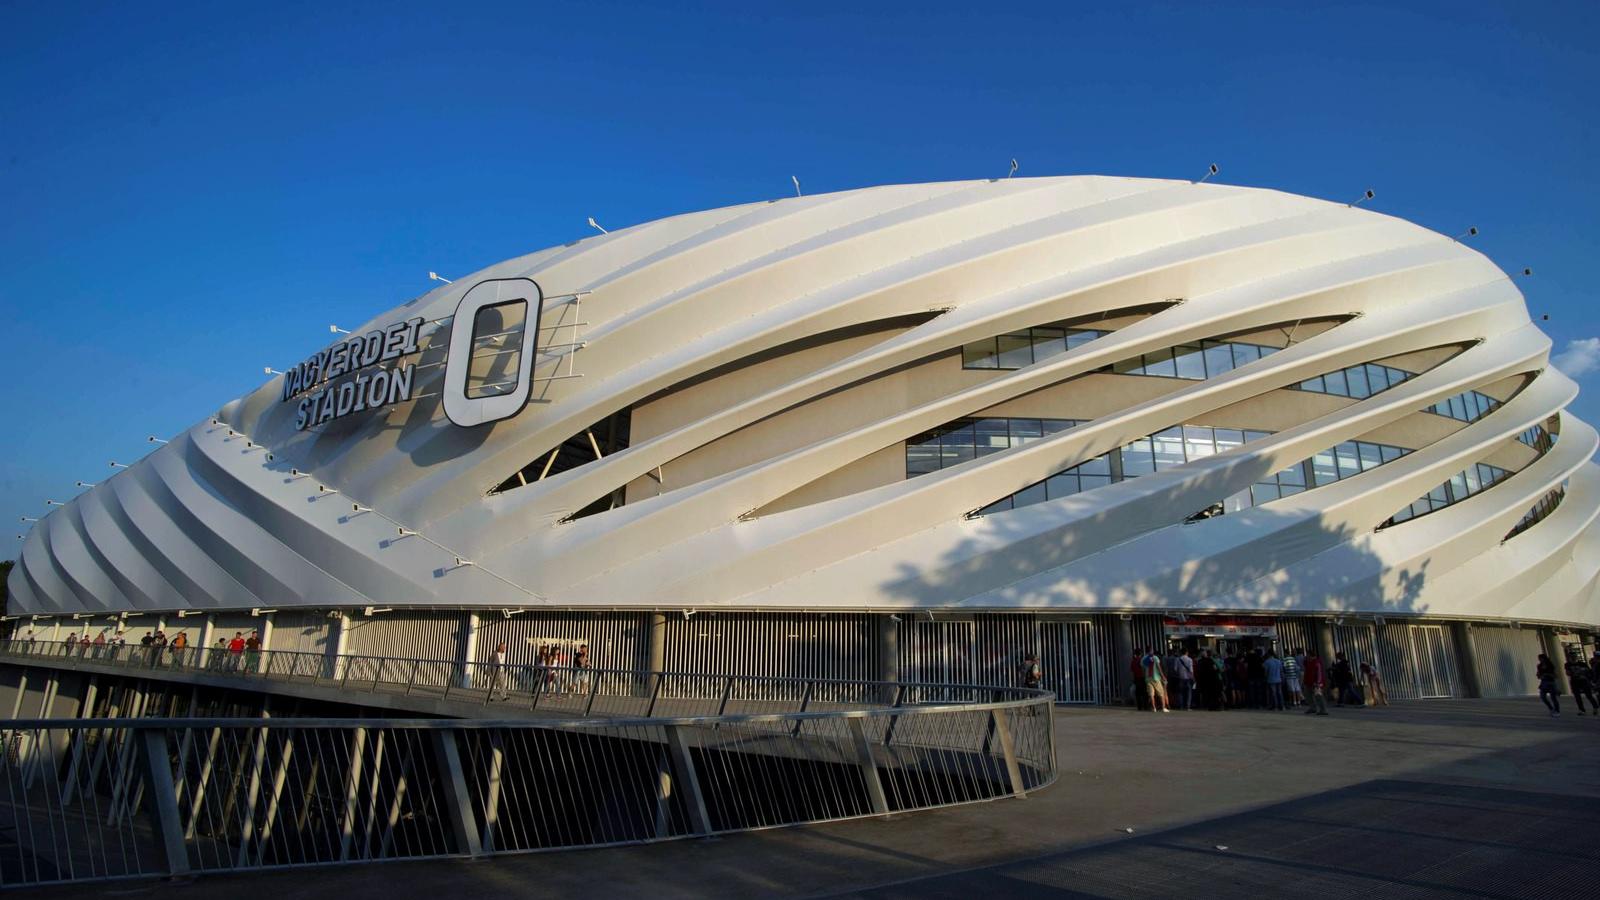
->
<box><xmin>2</xmin><ymin>0</ymin><xmax>1598</xmax><ymax>561</ymax></box>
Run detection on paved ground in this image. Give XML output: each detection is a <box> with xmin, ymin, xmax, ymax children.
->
<box><xmin>18</xmin><ymin>698</ymin><xmax>1599</xmax><ymax>899</ymax></box>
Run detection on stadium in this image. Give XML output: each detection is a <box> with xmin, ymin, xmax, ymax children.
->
<box><xmin>10</xmin><ymin>174</ymin><xmax>1599</xmax><ymax>704</ymax></box>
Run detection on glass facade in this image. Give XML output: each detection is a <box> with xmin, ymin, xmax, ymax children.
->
<box><xmin>1516</xmin><ymin>423</ymin><xmax>1555</xmax><ymax>452</ymax></box>
<box><xmin>1505</xmin><ymin>483</ymin><xmax>1567</xmax><ymax>541</ymax></box>
<box><xmin>1109</xmin><ymin>339</ymin><xmax>1279</xmax><ymax>380</ymax></box>
<box><xmin>1383</xmin><ymin>462</ymin><xmax>1512</xmax><ymax>527</ymax></box>
<box><xmin>1291</xmin><ymin>362</ymin><xmax>1413</xmax><ymax>400</ymax></box>
<box><xmin>962</xmin><ymin>327</ymin><xmax>1108</xmax><ymax>370</ymax></box>
<box><xmin>1425</xmin><ymin>389</ymin><xmax>1501</xmax><ymax>424</ymax></box>
<box><xmin>905</xmin><ymin>418</ymin><xmax>1083</xmax><ymax>476</ymax></box>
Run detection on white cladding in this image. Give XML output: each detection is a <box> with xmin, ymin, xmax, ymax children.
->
<box><xmin>11</xmin><ymin>176</ymin><xmax>1600</xmax><ymax>628</ymax></box>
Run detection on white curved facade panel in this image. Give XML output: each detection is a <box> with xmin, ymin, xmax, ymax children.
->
<box><xmin>10</xmin><ymin>175</ymin><xmax>1599</xmax><ymax>631</ymax></box>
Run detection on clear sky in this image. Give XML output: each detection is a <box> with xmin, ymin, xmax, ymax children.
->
<box><xmin>2</xmin><ymin>0</ymin><xmax>1598</xmax><ymax>562</ymax></box>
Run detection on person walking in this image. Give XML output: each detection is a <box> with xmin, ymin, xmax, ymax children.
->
<box><xmin>1563</xmin><ymin>654</ymin><xmax>1597</xmax><ymax>716</ymax></box>
<box><xmin>1332</xmin><ymin>652</ymin><xmax>1361</xmax><ymax>707</ymax></box>
<box><xmin>1537</xmin><ymin>653</ymin><xmax>1562</xmax><ymax>717</ymax></box>
<box><xmin>1197</xmin><ymin>650</ymin><xmax>1223</xmax><ymax>710</ymax></box>
<box><xmin>1174</xmin><ymin>649</ymin><xmax>1196</xmax><ymax>710</ymax></box>
<box><xmin>1130</xmin><ymin>648</ymin><xmax>1149</xmax><ymax>710</ymax></box>
<box><xmin>1142</xmin><ymin>647</ymin><xmax>1170</xmax><ymax>713</ymax></box>
<box><xmin>1282</xmin><ymin>649</ymin><xmax>1304</xmax><ymax>707</ymax></box>
<box><xmin>1303</xmin><ymin>650</ymin><xmax>1329</xmax><ymax>716</ymax></box>
<box><xmin>1264</xmin><ymin>650</ymin><xmax>1285</xmax><ymax>710</ymax></box>
<box><xmin>1018</xmin><ymin>651</ymin><xmax>1043</xmax><ymax>690</ymax></box>
<box><xmin>490</xmin><ymin>641</ymin><xmax>510</xmax><ymax>701</ymax></box>
<box><xmin>1360</xmin><ymin>660</ymin><xmax>1389</xmax><ymax>707</ymax></box>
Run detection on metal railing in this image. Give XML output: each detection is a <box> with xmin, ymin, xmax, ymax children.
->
<box><xmin>0</xmin><ymin>639</ymin><xmax>1043</xmax><ymax>718</ymax></box>
<box><xmin>0</xmin><ymin>693</ymin><xmax>1055</xmax><ymax>887</ymax></box>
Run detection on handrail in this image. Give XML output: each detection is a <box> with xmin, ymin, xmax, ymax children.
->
<box><xmin>0</xmin><ymin>639</ymin><xmax>1049</xmax><ymax>715</ymax></box>
<box><xmin>0</xmin><ymin>675</ymin><xmax>1057</xmax><ymax>888</ymax></box>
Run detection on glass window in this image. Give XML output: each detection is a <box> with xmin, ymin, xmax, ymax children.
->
<box><xmin>1077</xmin><ymin>454</ymin><xmax>1112</xmax><ymax>477</ymax></box>
<box><xmin>1243</xmin><ymin>430</ymin><xmax>1271</xmax><ymax>443</ymax></box>
<box><xmin>997</xmin><ymin>333</ymin><xmax>1034</xmax><ymax>369</ymax></box>
<box><xmin>1258</xmin><ymin>345</ymin><xmax>1280</xmax><ymax>359</ymax></box>
<box><xmin>1112</xmin><ymin>356</ymin><xmax>1145</xmax><ymax>375</ymax></box>
<box><xmin>974</xmin><ymin>418</ymin><xmax>1009</xmax><ymax>455</ymax></box>
<box><xmin>1042</xmin><ymin>418</ymin><xmax>1077</xmax><ymax>434</ymax></box>
<box><xmin>1463</xmin><ymin>465</ymin><xmax>1481</xmax><ymax>494</ymax></box>
<box><xmin>1324</xmin><ymin>369</ymin><xmax>1349</xmax><ymax>397</ymax></box>
<box><xmin>1009</xmin><ymin>419</ymin><xmax>1043</xmax><ymax>445</ymax></box>
<box><xmin>1428</xmin><ymin>485</ymin><xmax>1450</xmax><ymax>507</ymax></box>
<box><xmin>1153</xmin><ymin>427</ymin><xmax>1186</xmax><ymax>468</ymax></box>
<box><xmin>1232</xmin><ymin>343</ymin><xmax>1261</xmax><ymax>368</ymax></box>
<box><xmin>1013</xmin><ymin>481</ymin><xmax>1049</xmax><ymax>509</ymax></box>
<box><xmin>1120</xmin><ymin>439</ymin><xmax>1155</xmax><ymax>476</ymax></box>
<box><xmin>1299</xmin><ymin>375</ymin><xmax>1325</xmax><ymax>393</ymax></box>
<box><xmin>1174</xmin><ymin>346</ymin><xmax>1207</xmax><ymax>380</ymax></box>
<box><xmin>1277</xmin><ymin>463</ymin><xmax>1307</xmax><ymax>487</ymax></box>
<box><xmin>1223</xmin><ymin>489</ymin><xmax>1252</xmax><ymax>513</ymax></box>
<box><xmin>1079</xmin><ymin>473</ymin><xmax>1111</xmax><ymax>491</ymax></box>
<box><xmin>1031</xmin><ymin>327</ymin><xmax>1067</xmax><ymax>361</ymax></box>
<box><xmin>1142</xmin><ymin>348</ymin><xmax>1177</xmax><ymax>378</ymax></box>
<box><xmin>906</xmin><ymin>442</ymin><xmax>941</xmax><ymax>476</ymax></box>
<box><xmin>1357</xmin><ymin>442</ymin><xmax>1382</xmax><ymax>471</ymax></box>
<box><xmin>1448</xmin><ymin>395</ymin><xmax>1468</xmax><ymax>421</ymax></box>
<box><xmin>1365</xmin><ymin>365</ymin><xmax>1389</xmax><ymax>393</ymax></box>
<box><xmin>962</xmin><ymin>338</ymin><xmax>999</xmax><ymax>369</ymax></box>
<box><xmin>1387</xmin><ymin>367</ymin><xmax>1409</xmax><ymax>386</ymax></box>
<box><xmin>1335</xmin><ymin>443</ymin><xmax>1362</xmax><ymax>478</ymax></box>
<box><xmin>1213</xmin><ymin>428</ymin><xmax>1245</xmax><ymax>452</ymax></box>
<box><xmin>1464</xmin><ymin>392</ymin><xmax>1482</xmax><ymax>419</ymax></box>
<box><xmin>1380</xmin><ymin>445</ymin><xmax>1403</xmax><ymax>463</ymax></box>
<box><xmin>1449</xmin><ymin>473</ymin><xmax>1470</xmax><ymax>502</ymax></box>
<box><xmin>1312</xmin><ymin>450</ymin><xmax>1339</xmax><ymax>486</ymax></box>
<box><xmin>978</xmin><ymin>498</ymin><xmax>1013</xmax><ymax>516</ymax></box>
<box><xmin>1278</xmin><ymin>482</ymin><xmax>1304</xmax><ymax>498</ymax></box>
<box><xmin>1065</xmin><ymin>329</ymin><xmax>1099</xmax><ymax>350</ymax></box>
<box><xmin>1183</xmin><ymin>425</ymin><xmax>1217</xmax><ymax>458</ymax></box>
<box><xmin>1251</xmin><ymin>483</ymin><xmax>1281</xmax><ymax>504</ymax></box>
<box><xmin>1345</xmin><ymin>365</ymin><xmax>1371</xmax><ymax>399</ymax></box>
<box><xmin>1046</xmin><ymin>473</ymin><xmax>1079</xmax><ymax>499</ymax></box>
<box><xmin>1203</xmin><ymin>342</ymin><xmax>1234</xmax><ymax>378</ymax></box>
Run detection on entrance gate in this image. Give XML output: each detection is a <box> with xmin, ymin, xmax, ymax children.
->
<box><xmin>1040</xmin><ymin>621</ymin><xmax>1103</xmax><ymax>704</ymax></box>
<box><xmin>1407</xmin><ymin>625</ymin><xmax>1455</xmax><ymax>699</ymax></box>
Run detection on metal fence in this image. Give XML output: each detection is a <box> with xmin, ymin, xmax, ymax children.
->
<box><xmin>0</xmin><ymin>639</ymin><xmax>1042</xmax><ymax>718</ymax></box>
<box><xmin>0</xmin><ymin>695</ymin><xmax>1055</xmax><ymax>887</ymax></box>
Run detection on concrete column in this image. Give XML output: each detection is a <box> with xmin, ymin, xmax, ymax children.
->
<box><xmin>255</xmin><ymin>614</ymin><xmax>274</xmax><ymax>674</ymax></box>
<box><xmin>877</xmin><ymin>614</ymin><xmax>900</xmax><ymax>683</ymax></box>
<box><xmin>197</xmin><ymin>615</ymin><xmax>215</xmax><ymax>669</ymax></box>
<box><xmin>1542</xmin><ymin>628</ymin><xmax>1571</xmax><ymax>695</ymax></box>
<box><xmin>1450</xmin><ymin>621</ymin><xmax>1482</xmax><ymax>698</ymax></box>
<box><xmin>1310</xmin><ymin>618</ymin><xmax>1336</xmax><ymax>666</ymax></box>
<box><xmin>457</xmin><ymin>612</ymin><xmax>480</xmax><ymax>689</ymax></box>
<box><xmin>1114</xmin><ymin>615</ymin><xmax>1135</xmax><ymax>705</ymax></box>
<box><xmin>645</xmin><ymin>612</ymin><xmax>667</xmax><ymax>697</ymax></box>
<box><xmin>326</xmin><ymin>612</ymin><xmax>349</xmax><ymax>679</ymax></box>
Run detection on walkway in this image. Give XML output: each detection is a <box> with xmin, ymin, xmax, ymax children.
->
<box><xmin>14</xmin><ymin>698</ymin><xmax>1591</xmax><ymax>899</ymax></box>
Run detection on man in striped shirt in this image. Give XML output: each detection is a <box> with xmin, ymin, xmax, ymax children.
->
<box><xmin>1282</xmin><ymin>650</ymin><xmax>1304</xmax><ymax>707</ymax></box>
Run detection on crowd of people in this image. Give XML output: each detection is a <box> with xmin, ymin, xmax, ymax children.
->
<box><xmin>1535</xmin><ymin>649</ymin><xmax>1600</xmax><ymax>718</ymax></box>
<box><xmin>49</xmin><ymin>627</ymin><xmax>264</xmax><ymax>671</ymax></box>
<box><xmin>1116</xmin><ymin>645</ymin><xmax>1386</xmax><ymax>714</ymax></box>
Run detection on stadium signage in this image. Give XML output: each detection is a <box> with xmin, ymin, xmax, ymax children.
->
<box><xmin>1161</xmin><ymin>615</ymin><xmax>1277</xmax><ymax>637</ymax></box>
<box><xmin>283</xmin><ymin>318</ymin><xmax>425</xmax><ymax>430</ymax></box>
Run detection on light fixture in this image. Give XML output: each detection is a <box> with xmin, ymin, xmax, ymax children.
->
<box><xmin>395</xmin><ymin>526</ymin><xmax>417</xmax><ymax>537</ymax></box>
<box><xmin>887</xmin><ymin>614</ymin><xmax>902</xmax><ymax>623</ymax></box>
<box><xmin>682</xmin><ymin>608</ymin><xmax>696</xmax><ymax>620</ymax></box>
<box><xmin>109</xmin><ymin>461</ymin><xmax>129</xmax><ymax>469</ymax></box>
<box><xmin>586</xmin><ymin>216</ymin><xmax>608</xmax><ymax>235</ymax></box>
<box><xmin>250</xmin><ymin>608</ymin><xmax>277</xmax><ymax>617</ymax></box>
<box><xmin>1454</xmin><ymin>226</ymin><xmax>1478</xmax><ymax>241</ymax></box>
<box><xmin>501</xmin><ymin>608</ymin><xmax>526</xmax><ymax>618</ymax></box>
<box><xmin>318</xmin><ymin>485</ymin><xmax>339</xmax><ymax>494</ymax></box>
<box><xmin>1349</xmin><ymin>189</ymin><xmax>1375</xmax><ymax>208</ymax></box>
<box><xmin>20</xmin><ymin>516</ymin><xmax>38</xmax><ymax>523</ymax></box>
<box><xmin>351</xmin><ymin>502</ymin><xmax>373</xmax><ymax>513</ymax></box>
<box><xmin>264</xmin><ymin>367</ymin><xmax>284</xmax><ymax>376</ymax></box>
<box><xmin>428</xmin><ymin>271</ymin><xmax>453</xmax><ymax>285</ymax></box>
<box><xmin>75</xmin><ymin>480</ymin><xmax>96</xmax><ymax>488</ymax></box>
<box><xmin>362</xmin><ymin>606</ymin><xmax>393</xmax><ymax>616</ymax></box>
<box><xmin>1006</xmin><ymin>158</ymin><xmax>1018</xmax><ymax>179</ymax></box>
<box><xmin>329</xmin><ymin>324</ymin><xmax>350</xmax><ymax>335</ymax></box>
<box><xmin>453</xmin><ymin>556</ymin><xmax>475</xmax><ymax>567</ymax></box>
<box><xmin>174</xmin><ymin>610</ymin><xmax>195</xmax><ymax>618</ymax></box>
<box><xmin>148</xmin><ymin>436</ymin><xmax>168</xmax><ymax>444</ymax></box>
<box><xmin>1198</xmin><ymin>163</ymin><xmax>1219</xmax><ymax>184</ymax></box>
<box><xmin>45</xmin><ymin>500</ymin><xmax>65</xmax><ymax>507</ymax></box>
<box><xmin>289</xmin><ymin>468</ymin><xmax>309</xmax><ymax>479</ymax></box>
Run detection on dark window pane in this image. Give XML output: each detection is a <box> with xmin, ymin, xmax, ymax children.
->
<box><xmin>1078</xmin><ymin>473</ymin><xmax>1112</xmax><ymax>491</ymax></box>
<box><xmin>1251</xmin><ymin>483</ymin><xmax>1281</xmax><ymax>504</ymax></box>
<box><xmin>1010</xmin><ymin>418</ymin><xmax>1044</xmax><ymax>445</ymax></box>
<box><xmin>1243</xmin><ymin>430</ymin><xmax>1271</xmax><ymax>443</ymax></box>
<box><xmin>997</xmin><ymin>333</ymin><xmax>1034</xmax><ymax>369</ymax></box>
<box><xmin>1042</xmin><ymin>418</ymin><xmax>1077</xmax><ymax>434</ymax></box>
<box><xmin>1345</xmin><ymin>365</ymin><xmax>1371</xmax><ymax>398</ymax></box>
<box><xmin>974</xmin><ymin>418</ymin><xmax>1009</xmax><ymax>455</ymax></box>
<box><xmin>1077</xmin><ymin>454</ymin><xmax>1112</xmax><ymax>476</ymax></box>
<box><xmin>1312</xmin><ymin>451</ymin><xmax>1339</xmax><ymax>486</ymax></box>
<box><xmin>1380</xmin><ymin>445</ymin><xmax>1402</xmax><ymax>462</ymax></box>
<box><xmin>1357</xmin><ymin>442</ymin><xmax>1382</xmax><ymax>471</ymax></box>
<box><xmin>1120</xmin><ymin>440</ymin><xmax>1155</xmax><ymax>476</ymax></box>
<box><xmin>906</xmin><ymin>444</ymin><xmax>941</xmax><ymax>476</ymax></box>
<box><xmin>963</xmin><ymin>338</ymin><xmax>1000</xmax><ymax>369</ymax></box>
<box><xmin>1277</xmin><ymin>464</ymin><xmax>1306</xmax><ymax>487</ymax></box>
<box><xmin>1113</xmin><ymin>356</ymin><xmax>1145</xmax><ymax>375</ymax></box>
<box><xmin>1031</xmin><ymin>327</ymin><xmax>1067</xmax><ymax>361</ymax></box>
<box><xmin>977</xmin><ymin>498</ymin><xmax>1013</xmax><ymax>516</ymax></box>
<box><xmin>1046</xmin><ymin>473</ymin><xmax>1079</xmax><ymax>499</ymax></box>
<box><xmin>1143</xmin><ymin>348</ymin><xmax>1177</xmax><ymax>377</ymax></box>
<box><xmin>1204</xmin><ymin>343</ymin><xmax>1234</xmax><ymax>378</ymax></box>
<box><xmin>1174</xmin><ymin>347</ymin><xmax>1207</xmax><ymax>379</ymax></box>
<box><xmin>1013</xmin><ymin>481</ymin><xmax>1049</xmax><ymax>509</ymax></box>
<box><xmin>942</xmin><ymin>423</ymin><xmax>975</xmax><ymax>447</ymax></box>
